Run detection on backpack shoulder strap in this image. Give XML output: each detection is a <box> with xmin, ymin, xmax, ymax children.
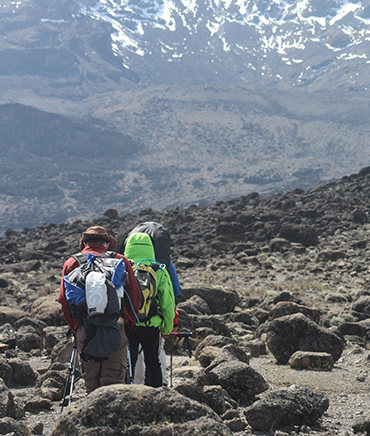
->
<box><xmin>98</xmin><ymin>251</ymin><xmax>117</xmax><ymax>259</ymax></box>
<box><xmin>150</xmin><ymin>263</ymin><xmax>160</xmax><ymax>272</ymax></box>
<box><xmin>71</xmin><ymin>252</ymin><xmax>88</xmax><ymax>265</ymax></box>
<box><xmin>71</xmin><ymin>251</ymin><xmax>116</xmax><ymax>266</ymax></box>
<box><xmin>136</xmin><ymin>259</ymin><xmax>165</xmax><ymax>271</ymax></box>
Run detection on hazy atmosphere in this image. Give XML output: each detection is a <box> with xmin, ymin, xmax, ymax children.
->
<box><xmin>0</xmin><ymin>0</ymin><xmax>370</xmax><ymax>233</ymax></box>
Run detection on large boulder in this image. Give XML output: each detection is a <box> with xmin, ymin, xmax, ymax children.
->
<box><xmin>197</xmin><ymin>344</ymin><xmax>250</xmax><ymax>368</ymax></box>
<box><xmin>8</xmin><ymin>358</ymin><xmax>38</xmax><ymax>386</ymax></box>
<box><xmin>352</xmin><ymin>296</ymin><xmax>370</xmax><ymax>316</ymax></box>
<box><xmin>44</xmin><ymin>325</ymin><xmax>70</xmax><ymax>355</ymax></box>
<box><xmin>0</xmin><ymin>379</ymin><xmax>24</xmax><ymax>419</ymax></box>
<box><xmin>288</xmin><ymin>351</ymin><xmax>334</xmax><ymax>371</ymax></box>
<box><xmin>245</xmin><ymin>385</ymin><xmax>329</xmax><ymax>431</ymax></box>
<box><xmin>175</xmin><ymin>384</ymin><xmax>230</xmax><ymax>415</ymax></box>
<box><xmin>197</xmin><ymin>360</ymin><xmax>268</xmax><ymax>404</ymax></box>
<box><xmin>14</xmin><ymin>316</ymin><xmax>48</xmax><ymax>335</ymax></box>
<box><xmin>279</xmin><ymin>224</ymin><xmax>319</xmax><ymax>247</ymax></box>
<box><xmin>16</xmin><ymin>325</ymin><xmax>43</xmax><ymax>352</ymax></box>
<box><xmin>189</xmin><ymin>315</ymin><xmax>232</xmax><ymax>337</ymax></box>
<box><xmin>177</xmin><ymin>295</ymin><xmax>211</xmax><ymax>316</ymax></box>
<box><xmin>179</xmin><ymin>287</ymin><xmax>240</xmax><ymax>315</ymax></box>
<box><xmin>35</xmin><ymin>368</ymin><xmax>68</xmax><ymax>401</ymax></box>
<box><xmin>51</xmin><ymin>385</ymin><xmax>233</xmax><ymax>436</ymax></box>
<box><xmin>30</xmin><ymin>296</ymin><xmax>65</xmax><ymax>326</ymax></box>
<box><xmin>268</xmin><ymin>301</ymin><xmax>321</xmax><ymax>323</ymax></box>
<box><xmin>194</xmin><ymin>335</ymin><xmax>237</xmax><ymax>359</ymax></box>
<box><xmin>0</xmin><ymin>307</ymin><xmax>27</xmax><ymax>326</ymax></box>
<box><xmin>266</xmin><ymin>313</ymin><xmax>344</xmax><ymax>364</ymax></box>
<box><xmin>0</xmin><ymin>417</ymin><xmax>24</xmax><ymax>436</ymax></box>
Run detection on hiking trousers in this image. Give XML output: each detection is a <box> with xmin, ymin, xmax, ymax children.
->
<box><xmin>76</xmin><ymin>323</ymin><xmax>128</xmax><ymax>394</ymax></box>
<box><xmin>134</xmin><ymin>332</ymin><xmax>168</xmax><ymax>386</ymax></box>
<box><xmin>128</xmin><ymin>326</ymin><xmax>162</xmax><ymax>387</ymax></box>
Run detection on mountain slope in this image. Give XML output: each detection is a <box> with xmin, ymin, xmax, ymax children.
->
<box><xmin>1</xmin><ymin>0</ymin><xmax>370</xmax><ymax>95</ymax></box>
<box><xmin>1</xmin><ymin>1</ymin><xmax>370</xmax><ymax>234</ymax></box>
<box><xmin>1</xmin><ymin>85</ymin><xmax>370</xmax><ymax>234</ymax></box>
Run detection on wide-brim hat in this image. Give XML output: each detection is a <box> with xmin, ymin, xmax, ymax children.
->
<box><xmin>79</xmin><ymin>226</ymin><xmax>117</xmax><ymax>251</ymax></box>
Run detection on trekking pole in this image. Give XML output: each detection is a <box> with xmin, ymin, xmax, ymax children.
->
<box><xmin>60</xmin><ymin>343</ymin><xmax>78</xmax><ymax>413</ymax></box>
<box><xmin>68</xmin><ymin>344</ymin><xmax>78</xmax><ymax>406</ymax></box>
<box><xmin>170</xmin><ymin>338</ymin><xmax>173</xmax><ymax>388</ymax></box>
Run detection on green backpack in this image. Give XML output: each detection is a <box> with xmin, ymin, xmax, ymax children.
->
<box><xmin>131</xmin><ymin>260</ymin><xmax>165</xmax><ymax>324</ymax></box>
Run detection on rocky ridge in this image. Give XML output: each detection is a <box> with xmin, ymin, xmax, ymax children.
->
<box><xmin>0</xmin><ymin>167</ymin><xmax>369</xmax><ymax>434</ymax></box>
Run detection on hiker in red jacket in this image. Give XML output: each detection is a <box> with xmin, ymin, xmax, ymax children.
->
<box><xmin>58</xmin><ymin>226</ymin><xmax>141</xmax><ymax>394</ymax></box>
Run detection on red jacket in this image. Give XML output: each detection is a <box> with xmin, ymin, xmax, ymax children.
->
<box><xmin>58</xmin><ymin>243</ymin><xmax>141</xmax><ymax>334</ymax></box>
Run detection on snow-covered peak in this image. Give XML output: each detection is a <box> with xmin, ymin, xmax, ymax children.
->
<box><xmin>72</xmin><ymin>0</ymin><xmax>370</xmax><ymax>89</ymax></box>
<box><xmin>3</xmin><ymin>0</ymin><xmax>367</xmax><ymax>89</ymax></box>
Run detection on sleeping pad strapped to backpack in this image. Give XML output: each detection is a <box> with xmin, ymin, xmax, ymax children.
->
<box><xmin>63</xmin><ymin>251</ymin><xmax>127</xmax><ymax>362</ymax></box>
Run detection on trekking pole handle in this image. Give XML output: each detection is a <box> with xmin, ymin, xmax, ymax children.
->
<box><xmin>169</xmin><ymin>331</ymin><xmax>192</xmax><ymax>337</ymax></box>
<box><xmin>169</xmin><ymin>331</ymin><xmax>193</xmax><ymax>358</ymax></box>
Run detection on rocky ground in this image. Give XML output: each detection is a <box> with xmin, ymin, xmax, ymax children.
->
<box><xmin>0</xmin><ymin>166</ymin><xmax>370</xmax><ymax>435</ymax></box>
<box><xmin>173</xmin><ymin>265</ymin><xmax>370</xmax><ymax>436</ymax></box>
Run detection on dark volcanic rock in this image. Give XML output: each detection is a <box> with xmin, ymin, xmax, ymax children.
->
<box><xmin>16</xmin><ymin>325</ymin><xmax>43</xmax><ymax>352</ymax></box>
<box><xmin>8</xmin><ymin>358</ymin><xmax>37</xmax><ymax>387</ymax></box>
<box><xmin>279</xmin><ymin>224</ymin><xmax>319</xmax><ymax>247</ymax></box>
<box><xmin>175</xmin><ymin>384</ymin><xmax>229</xmax><ymax>415</ymax></box>
<box><xmin>352</xmin><ymin>296</ymin><xmax>370</xmax><ymax>316</ymax></box>
<box><xmin>0</xmin><ymin>417</ymin><xmax>24</xmax><ymax>436</ymax></box>
<box><xmin>0</xmin><ymin>307</ymin><xmax>27</xmax><ymax>326</ymax></box>
<box><xmin>0</xmin><ymin>379</ymin><xmax>24</xmax><ymax>419</ymax></box>
<box><xmin>179</xmin><ymin>287</ymin><xmax>239</xmax><ymax>315</ymax></box>
<box><xmin>197</xmin><ymin>359</ymin><xmax>268</xmax><ymax>404</ymax></box>
<box><xmin>51</xmin><ymin>385</ymin><xmax>233</xmax><ymax>436</ymax></box>
<box><xmin>288</xmin><ymin>351</ymin><xmax>334</xmax><ymax>371</ymax></box>
<box><xmin>266</xmin><ymin>313</ymin><xmax>345</xmax><ymax>364</ymax></box>
<box><xmin>244</xmin><ymin>385</ymin><xmax>329</xmax><ymax>431</ymax></box>
<box><xmin>268</xmin><ymin>301</ymin><xmax>321</xmax><ymax>323</ymax></box>
<box><xmin>194</xmin><ymin>335</ymin><xmax>237</xmax><ymax>359</ymax></box>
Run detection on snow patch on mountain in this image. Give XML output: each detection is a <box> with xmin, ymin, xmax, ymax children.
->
<box><xmin>38</xmin><ymin>0</ymin><xmax>366</xmax><ymax>89</ymax></box>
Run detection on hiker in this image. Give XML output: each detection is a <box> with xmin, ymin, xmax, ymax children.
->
<box><xmin>124</xmin><ymin>232</ymin><xmax>175</xmax><ymax>387</ymax></box>
<box><xmin>58</xmin><ymin>226</ymin><xmax>141</xmax><ymax>394</ymax></box>
<box><xmin>121</xmin><ymin>221</ymin><xmax>181</xmax><ymax>385</ymax></box>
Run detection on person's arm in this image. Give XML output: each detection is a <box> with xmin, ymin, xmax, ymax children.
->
<box><xmin>120</xmin><ymin>256</ymin><xmax>141</xmax><ymax>332</ymax></box>
<box><xmin>157</xmin><ymin>270</ymin><xmax>175</xmax><ymax>336</ymax></box>
<box><xmin>57</xmin><ymin>258</ymin><xmax>80</xmax><ymax>333</ymax></box>
<box><xmin>169</xmin><ymin>261</ymin><xmax>182</xmax><ymax>297</ymax></box>
<box><xmin>173</xmin><ymin>307</ymin><xmax>179</xmax><ymax>331</ymax></box>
